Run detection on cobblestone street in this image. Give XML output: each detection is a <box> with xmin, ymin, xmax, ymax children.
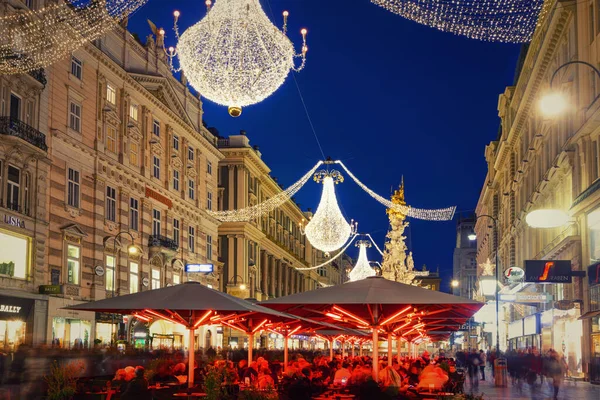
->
<box><xmin>464</xmin><ymin>376</ymin><xmax>600</xmax><ymax>399</ymax></box>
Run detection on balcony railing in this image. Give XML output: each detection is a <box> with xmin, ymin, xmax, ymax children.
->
<box><xmin>28</xmin><ymin>68</ymin><xmax>47</xmax><ymax>86</ymax></box>
<box><xmin>148</xmin><ymin>235</ymin><xmax>179</xmax><ymax>251</ymax></box>
<box><xmin>0</xmin><ymin>117</ymin><xmax>48</xmax><ymax>151</ymax></box>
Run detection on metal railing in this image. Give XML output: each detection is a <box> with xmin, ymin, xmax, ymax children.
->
<box><xmin>28</xmin><ymin>68</ymin><xmax>47</xmax><ymax>86</ymax></box>
<box><xmin>148</xmin><ymin>235</ymin><xmax>179</xmax><ymax>251</ymax></box>
<box><xmin>0</xmin><ymin>117</ymin><xmax>48</xmax><ymax>151</ymax></box>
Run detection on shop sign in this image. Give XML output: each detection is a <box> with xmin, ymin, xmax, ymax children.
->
<box><xmin>524</xmin><ymin>260</ymin><xmax>572</xmax><ymax>283</ymax></box>
<box><xmin>588</xmin><ymin>263</ymin><xmax>600</xmax><ymax>286</ymax></box>
<box><xmin>499</xmin><ymin>292</ymin><xmax>552</xmax><ymax>303</ymax></box>
<box><xmin>95</xmin><ymin>312</ymin><xmax>123</xmax><ymax>324</ymax></box>
<box><xmin>504</xmin><ymin>267</ymin><xmax>525</xmax><ymax>282</ymax></box>
<box><xmin>39</xmin><ymin>285</ymin><xmax>63</xmax><ymax>295</ymax></box>
<box><xmin>142</xmin><ymin>277</ymin><xmax>150</xmax><ymax>287</ymax></box>
<box><xmin>185</xmin><ymin>264</ymin><xmax>213</xmax><ymax>273</ymax></box>
<box><xmin>2</xmin><ymin>214</ymin><xmax>25</xmax><ymax>228</ymax></box>
<box><xmin>0</xmin><ymin>295</ymin><xmax>34</xmax><ymax>318</ymax></box>
<box><xmin>94</xmin><ymin>266</ymin><xmax>105</xmax><ymax>276</ymax></box>
<box><xmin>145</xmin><ymin>187</ymin><xmax>173</xmax><ymax>209</ymax></box>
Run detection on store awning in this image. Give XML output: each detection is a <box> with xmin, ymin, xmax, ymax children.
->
<box><xmin>578</xmin><ymin>309</ymin><xmax>600</xmax><ymax>320</ymax></box>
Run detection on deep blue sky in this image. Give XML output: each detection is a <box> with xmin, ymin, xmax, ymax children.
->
<box><xmin>128</xmin><ymin>0</ymin><xmax>521</xmax><ymax>290</ymax></box>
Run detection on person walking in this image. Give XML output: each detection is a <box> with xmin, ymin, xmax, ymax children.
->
<box><xmin>466</xmin><ymin>349</ymin><xmax>480</xmax><ymax>390</ymax></box>
<box><xmin>546</xmin><ymin>349</ymin><xmax>566</xmax><ymax>400</ymax></box>
<box><xmin>479</xmin><ymin>350</ymin><xmax>487</xmax><ymax>381</ymax></box>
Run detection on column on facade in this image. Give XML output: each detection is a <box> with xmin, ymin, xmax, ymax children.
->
<box><xmin>281</xmin><ymin>262</ymin><xmax>288</xmax><ymax>297</ymax></box>
<box><xmin>290</xmin><ymin>268</ymin><xmax>296</xmax><ymax>294</ymax></box>
<box><xmin>227</xmin><ymin>235</ymin><xmax>236</xmax><ymax>288</ymax></box>
<box><xmin>227</xmin><ymin>165</ymin><xmax>235</xmax><ymax>209</ymax></box>
<box><xmin>260</xmin><ymin>250</ymin><xmax>268</xmax><ymax>296</ymax></box>
<box><xmin>268</xmin><ymin>255</ymin><xmax>275</xmax><ymax>298</ymax></box>
<box><xmin>276</xmin><ymin>259</ymin><xmax>283</xmax><ymax>297</ymax></box>
<box><xmin>236</xmin><ymin>235</ymin><xmax>246</xmax><ymax>287</ymax></box>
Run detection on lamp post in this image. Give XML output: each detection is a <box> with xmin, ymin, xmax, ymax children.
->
<box><xmin>468</xmin><ymin>214</ymin><xmax>500</xmax><ymax>356</ymax></box>
<box><xmin>103</xmin><ymin>231</ymin><xmax>141</xmax><ymax>346</ymax></box>
<box><xmin>539</xmin><ymin>60</ymin><xmax>600</xmax><ymax>117</ymax></box>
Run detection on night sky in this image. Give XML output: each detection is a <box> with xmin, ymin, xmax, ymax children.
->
<box><xmin>128</xmin><ymin>0</ymin><xmax>522</xmax><ymax>290</ymax></box>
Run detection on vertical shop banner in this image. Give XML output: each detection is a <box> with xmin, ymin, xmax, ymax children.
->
<box><xmin>524</xmin><ymin>260</ymin><xmax>572</xmax><ymax>283</ymax></box>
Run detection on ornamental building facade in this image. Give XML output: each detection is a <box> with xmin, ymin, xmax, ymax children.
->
<box><xmin>475</xmin><ymin>0</ymin><xmax>600</xmax><ymax>382</ymax></box>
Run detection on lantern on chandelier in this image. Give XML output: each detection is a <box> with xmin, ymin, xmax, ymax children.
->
<box><xmin>0</xmin><ymin>0</ymin><xmax>148</xmax><ymax>74</ymax></box>
<box><xmin>370</xmin><ymin>0</ymin><xmax>548</xmax><ymax>43</ymax></box>
<box><xmin>163</xmin><ymin>0</ymin><xmax>308</xmax><ymax>117</ymax></box>
<box><xmin>300</xmin><ymin>170</ymin><xmax>357</xmax><ymax>254</ymax></box>
<box><xmin>348</xmin><ymin>240</ymin><xmax>376</xmax><ymax>282</ymax></box>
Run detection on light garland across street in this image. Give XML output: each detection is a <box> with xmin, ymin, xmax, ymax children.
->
<box><xmin>206</xmin><ymin>161</ymin><xmax>323</xmax><ymax>222</ymax></box>
<box><xmin>0</xmin><ymin>0</ymin><xmax>147</xmax><ymax>74</ymax></box>
<box><xmin>295</xmin><ymin>234</ymin><xmax>359</xmax><ymax>271</ymax></box>
<box><xmin>164</xmin><ymin>0</ymin><xmax>308</xmax><ymax>117</ymax></box>
<box><xmin>371</xmin><ymin>0</ymin><xmax>548</xmax><ymax>43</ymax></box>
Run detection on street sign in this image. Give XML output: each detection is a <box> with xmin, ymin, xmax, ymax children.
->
<box><xmin>39</xmin><ymin>285</ymin><xmax>62</xmax><ymax>295</ymax></box>
<box><xmin>185</xmin><ymin>264</ymin><xmax>214</xmax><ymax>273</ymax></box>
<box><xmin>504</xmin><ymin>266</ymin><xmax>524</xmax><ymax>282</ymax></box>
<box><xmin>524</xmin><ymin>260</ymin><xmax>572</xmax><ymax>283</ymax></box>
<box><xmin>499</xmin><ymin>292</ymin><xmax>552</xmax><ymax>303</ymax></box>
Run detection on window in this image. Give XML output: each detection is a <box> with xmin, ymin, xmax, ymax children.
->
<box><xmin>207</xmin><ymin>235</ymin><xmax>213</xmax><ymax>260</ymax></box>
<box><xmin>129</xmin><ymin>142</ymin><xmax>139</xmax><ymax>167</ymax></box>
<box><xmin>71</xmin><ymin>57</ymin><xmax>82</xmax><ymax>80</ymax></box>
<box><xmin>0</xmin><ymin>231</ymin><xmax>30</xmax><ymax>279</ymax></box>
<box><xmin>66</xmin><ymin>244</ymin><xmax>80</xmax><ymax>285</ymax></box>
<box><xmin>207</xmin><ymin>160</ymin><xmax>212</xmax><ymax>175</ymax></box>
<box><xmin>106</xmin><ymin>255</ymin><xmax>116</xmax><ymax>291</ymax></box>
<box><xmin>207</xmin><ymin>191</ymin><xmax>212</xmax><ymax>210</ymax></box>
<box><xmin>152</xmin><ymin>209</ymin><xmax>161</xmax><ymax>236</ymax></box>
<box><xmin>129</xmin><ymin>198</ymin><xmax>139</xmax><ymax>231</ymax></box>
<box><xmin>188</xmin><ymin>146</ymin><xmax>194</xmax><ymax>161</ymax></box>
<box><xmin>153</xmin><ymin>156</ymin><xmax>160</xmax><ymax>179</ymax></box>
<box><xmin>173</xmin><ymin>273</ymin><xmax>181</xmax><ymax>285</ymax></box>
<box><xmin>153</xmin><ymin>119</ymin><xmax>160</xmax><ymax>137</ymax></box>
<box><xmin>173</xmin><ymin>135</ymin><xmax>179</xmax><ymax>151</ymax></box>
<box><xmin>7</xmin><ymin>165</ymin><xmax>20</xmax><ymax>211</ymax></box>
<box><xmin>152</xmin><ymin>269</ymin><xmax>160</xmax><ymax>289</ymax></box>
<box><xmin>173</xmin><ymin>170</ymin><xmax>179</xmax><ymax>191</ymax></box>
<box><xmin>10</xmin><ymin>93</ymin><xmax>21</xmax><ymax>120</ymax></box>
<box><xmin>106</xmin><ymin>84</ymin><xmax>116</xmax><ymax>105</ymax></box>
<box><xmin>129</xmin><ymin>104</ymin><xmax>138</xmax><ymax>121</ymax></box>
<box><xmin>188</xmin><ymin>226</ymin><xmax>195</xmax><ymax>253</ymax></box>
<box><xmin>106</xmin><ymin>126</ymin><xmax>117</xmax><ymax>153</ymax></box>
<box><xmin>106</xmin><ymin>186</ymin><xmax>116</xmax><ymax>222</ymax></box>
<box><xmin>67</xmin><ymin>168</ymin><xmax>80</xmax><ymax>208</ymax></box>
<box><xmin>69</xmin><ymin>101</ymin><xmax>81</xmax><ymax>132</ymax></box>
<box><xmin>188</xmin><ymin>179</ymin><xmax>195</xmax><ymax>200</ymax></box>
<box><xmin>129</xmin><ymin>262</ymin><xmax>139</xmax><ymax>294</ymax></box>
<box><xmin>173</xmin><ymin>218</ymin><xmax>180</xmax><ymax>245</ymax></box>
<box><xmin>25</xmin><ymin>101</ymin><xmax>33</xmax><ymax>125</ymax></box>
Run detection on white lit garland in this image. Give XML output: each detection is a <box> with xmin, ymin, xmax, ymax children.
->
<box><xmin>207</xmin><ymin>161</ymin><xmax>322</xmax><ymax>222</ymax></box>
<box><xmin>371</xmin><ymin>0</ymin><xmax>548</xmax><ymax>43</ymax></box>
<box><xmin>348</xmin><ymin>240</ymin><xmax>376</xmax><ymax>282</ymax></box>
<box><xmin>295</xmin><ymin>234</ymin><xmax>359</xmax><ymax>271</ymax></box>
<box><xmin>0</xmin><ymin>0</ymin><xmax>147</xmax><ymax>74</ymax></box>
<box><xmin>165</xmin><ymin>0</ymin><xmax>307</xmax><ymax>116</ymax></box>
<box><xmin>335</xmin><ymin>161</ymin><xmax>456</xmax><ymax>221</ymax></box>
<box><xmin>301</xmin><ymin>171</ymin><xmax>357</xmax><ymax>253</ymax></box>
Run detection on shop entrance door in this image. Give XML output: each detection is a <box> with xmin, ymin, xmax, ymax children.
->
<box><xmin>0</xmin><ymin>320</ymin><xmax>26</xmax><ymax>351</ymax></box>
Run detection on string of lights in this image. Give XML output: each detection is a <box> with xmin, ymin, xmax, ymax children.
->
<box><xmin>295</xmin><ymin>234</ymin><xmax>359</xmax><ymax>271</ymax></box>
<box><xmin>163</xmin><ymin>0</ymin><xmax>308</xmax><ymax>117</ymax></box>
<box><xmin>348</xmin><ymin>240</ymin><xmax>377</xmax><ymax>282</ymax></box>
<box><xmin>335</xmin><ymin>161</ymin><xmax>456</xmax><ymax>221</ymax></box>
<box><xmin>370</xmin><ymin>0</ymin><xmax>549</xmax><ymax>43</ymax></box>
<box><xmin>206</xmin><ymin>161</ymin><xmax>323</xmax><ymax>222</ymax></box>
<box><xmin>366</xmin><ymin>233</ymin><xmax>384</xmax><ymax>256</ymax></box>
<box><xmin>0</xmin><ymin>0</ymin><xmax>147</xmax><ymax>74</ymax></box>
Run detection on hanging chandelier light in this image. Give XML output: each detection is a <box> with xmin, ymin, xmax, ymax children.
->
<box><xmin>163</xmin><ymin>0</ymin><xmax>308</xmax><ymax>117</ymax></box>
<box><xmin>371</xmin><ymin>0</ymin><xmax>548</xmax><ymax>43</ymax></box>
<box><xmin>349</xmin><ymin>240</ymin><xmax>376</xmax><ymax>282</ymax></box>
<box><xmin>300</xmin><ymin>170</ymin><xmax>357</xmax><ymax>254</ymax></box>
<box><xmin>0</xmin><ymin>0</ymin><xmax>147</xmax><ymax>74</ymax></box>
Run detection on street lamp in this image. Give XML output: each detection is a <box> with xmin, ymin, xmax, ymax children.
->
<box><xmin>227</xmin><ymin>275</ymin><xmax>247</xmax><ymax>291</ymax></box>
<box><xmin>539</xmin><ymin>60</ymin><xmax>600</xmax><ymax>118</ymax></box>
<box><xmin>103</xmin><ymin>231</ymin><xmax>142</xmax><ymax>346</ymax></box>
<box><xmin>451</xmin><ymin>279</ymin><xmax>459</xmax><ymax>288</ymax></box>
<box><xmin>468</xmin><ymin>214</ymin><xmax>500</xmax><ymax>357</ymax></box>
<box><xmin>525</xmin><ymin>209</ymin><xmax>570</xmax><ymax>229</ymax></box>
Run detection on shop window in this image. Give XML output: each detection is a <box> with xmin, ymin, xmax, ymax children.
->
<box><xmin>66</xmin><ymin>244</ymin><xmax>80</xmax><ymax>285</ymax></box>
<box><xmin>52</xmin><ymin>317</ymin><xmax>91</xmax><ymax>349</ymax></box>
<box><xmin>151</xmin><ymin>269</ymin><xmax>160</xmax><ymax>289</ymax></box>
<box><xmin>0</xmin><ymin>230</ymin><xmax>30</xmax><ymax>279</ymax></box>
<box><xmin>129</xmin><ymin>261</ymin><xmax>139</xmax><ymax>294</ymax></box>
<box><xmin>106</xmin><ymin>254</ymin><xmax>116</xmax><ymax>292</ymax></box>
<box><xmin>67</xmin><ymin>168</ymin><xmax>80</xmax><ymax>208</ymax></box>
<box><xmin>7</xmin><ymin>165</ymin><xmax>20</xmax><ymax>211</ymax></box>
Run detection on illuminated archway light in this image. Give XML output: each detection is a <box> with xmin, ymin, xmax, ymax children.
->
<box><xmin>371</xmin><ymin>0</ymin><xmax>549</xmax><ymax>43</ymax></box>
<box><xmin>0</xmin><ymin>0</ymin><xmax>147</xmax><ymax>74</ymax></box>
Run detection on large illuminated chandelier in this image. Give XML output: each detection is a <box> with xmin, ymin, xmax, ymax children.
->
<box><xmin>300</xmin><ymin>170</ymin><xmax>357</xmax><ymax>254</ymax></box>
<box><xmin>0</xmin><ymin>0</ymin><xmax>147</xmax><ymax>74</ymax></box>
<box><xmin>371</xmin><ymin>0</ymin><xmax>549</xmax><ymax>43</ymax></box>
<box><xmin>349</xmin><ymin>240</ymin><xmax>376</xmax><ymax>282</ymax></box>
<box><xmin>163</xmin><ymin>0</ymin><xmax>308</xmax><ymax>117</ymax></box>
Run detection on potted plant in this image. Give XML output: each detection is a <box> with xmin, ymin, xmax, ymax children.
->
<box><xmin>44</xmin><ymin>360</ymin><xmax>84</xmax><ymax>400</ymax></box>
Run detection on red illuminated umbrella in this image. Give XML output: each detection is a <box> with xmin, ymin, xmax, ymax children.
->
<box><xmin>261</xmin><ymin>276</ymin><xmax>482</xmax><ymax>379</ymax></box>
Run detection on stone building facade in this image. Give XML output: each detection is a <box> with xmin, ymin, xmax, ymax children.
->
<box><xmin>452</xmin><ymin>215</ymin><xmax>478</xmax><ymax>299</ymax></box>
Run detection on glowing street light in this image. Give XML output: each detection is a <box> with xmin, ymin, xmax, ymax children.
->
<box><xmin>451</xmin><ymin>279</ymin><xmax>459</xmax><ymax>288</ymax></box>
<box><xmin>525</xmin><ymin>209</ymin><xmax>569</xmax><ymax>229</ymax></box>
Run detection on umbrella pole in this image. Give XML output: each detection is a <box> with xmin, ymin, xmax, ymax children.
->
<box><xmin>284</xmin><ymin>334</ymin><xmax>289</xmax><ymax>372</ymax></box>
<box><xmin>387</xmin><ymin>335</ymin><xmax>392</xmax><ymax>365</ymax></box>
<box><xmin>351</xmin><ymin>342</ymin><xmax>355</xmax><ymax>358</ymax></box>
<box><xmin>396</xmin><ymin>337</ymin><xmax>401</xmax><ymax>364</ymax></box>
<box><xmin>329</xmin><ymin>339</ymin><xmax>334</xmax><ymax>361</ymax></box>
<box><xmin>359</xmin><ymin>342</ymin><xmax>363</xmax><ymax>357</ymax></box>
<box><xmin>372</xmin><ymin>328</ymin><xmax>379</xmax><ymax>381</ymax></box>
<box><xmin>341</xmin><ymin>339</ymin><xmax>345</xmax><ymax>358</ymax></box>
<box><xmin>248</xmin><ymin>332</ymin><xmax>254</xmax><ymax>365</ymax></box>
<box><xmin>188</xmin><ymin>328</ymin><xmax>195</xmax><ymax>388</ymax></box>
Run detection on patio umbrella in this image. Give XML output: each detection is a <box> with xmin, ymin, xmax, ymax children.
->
<box><xmin>64</xmin><ymin>281</ymin><xmax>341</xmax><ymax>386</ymax></box>
<box><xmin>260</xmin><ymin>275</ymin><xmax>482</xmax><ymax>380</ymax></box>
<box><xmin>312</xmin><ymin>329</ymin><xmax>370</xmax><ymax>360</ymax></box>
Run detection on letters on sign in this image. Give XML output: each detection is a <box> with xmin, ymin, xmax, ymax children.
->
<box><xmin>0</xmin><ymin>305</ymin><xmax>21</xmax><ymax>313</ymax></box>
<box><xmin>3</xmin><ymin>215</ymin><xmax>25</xmax><ymax>228</ymax></box>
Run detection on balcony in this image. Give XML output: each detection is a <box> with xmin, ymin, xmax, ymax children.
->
<box><xmin>148</xmin><ymin>235</ymin><xmax>179</xmax><ymax>251</ymax></box>
<box><xmin>28</xmin><ymin>68</ymin><xmax>47</xmax><ymax>87</ymax></box>
<box><xmin>0</xmin><ymin>117</ymin><xmax>48</xmax><ymax>151</ymax></box>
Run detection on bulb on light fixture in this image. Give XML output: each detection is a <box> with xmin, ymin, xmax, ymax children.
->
<box><xmin>240</xmin><ymin>283</ymin><xmax>247</xmax><ymax>290</ymax></box>
<box><xmin>539</xmin><ymin>92</ymin><xmax>568</xmax><ymax>117</ymax></box>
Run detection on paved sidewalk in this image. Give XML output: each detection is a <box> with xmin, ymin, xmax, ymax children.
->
<box><xmin>463</xmin><ymin>376</ymin><xmax>600</xmax><ymax>399</ymax></box>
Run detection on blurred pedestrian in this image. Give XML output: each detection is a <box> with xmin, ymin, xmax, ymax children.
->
<box><xmin>479</xmin><ymin>350</ymin><xmax>487</xmax><ymax>381</ymax></box>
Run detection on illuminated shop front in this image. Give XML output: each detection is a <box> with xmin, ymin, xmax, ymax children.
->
<box><xmin>147</xmin><ymin>320</ymin><xmax>219</xmax><ymax>350</ymax></box>
<box><xmin>94</xmin><ymin>312</ymin><xmax>123</xmax><ymax>345</ymax></box>
<box><xmin>47</xmin><ymin>296</ymin><xmax>95</xmax><ymax>348</ymax></box>
<box><xmin>0</xmin><ymin>295</ymin><xmax>34</xmax><ymax>350</ymax></box>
